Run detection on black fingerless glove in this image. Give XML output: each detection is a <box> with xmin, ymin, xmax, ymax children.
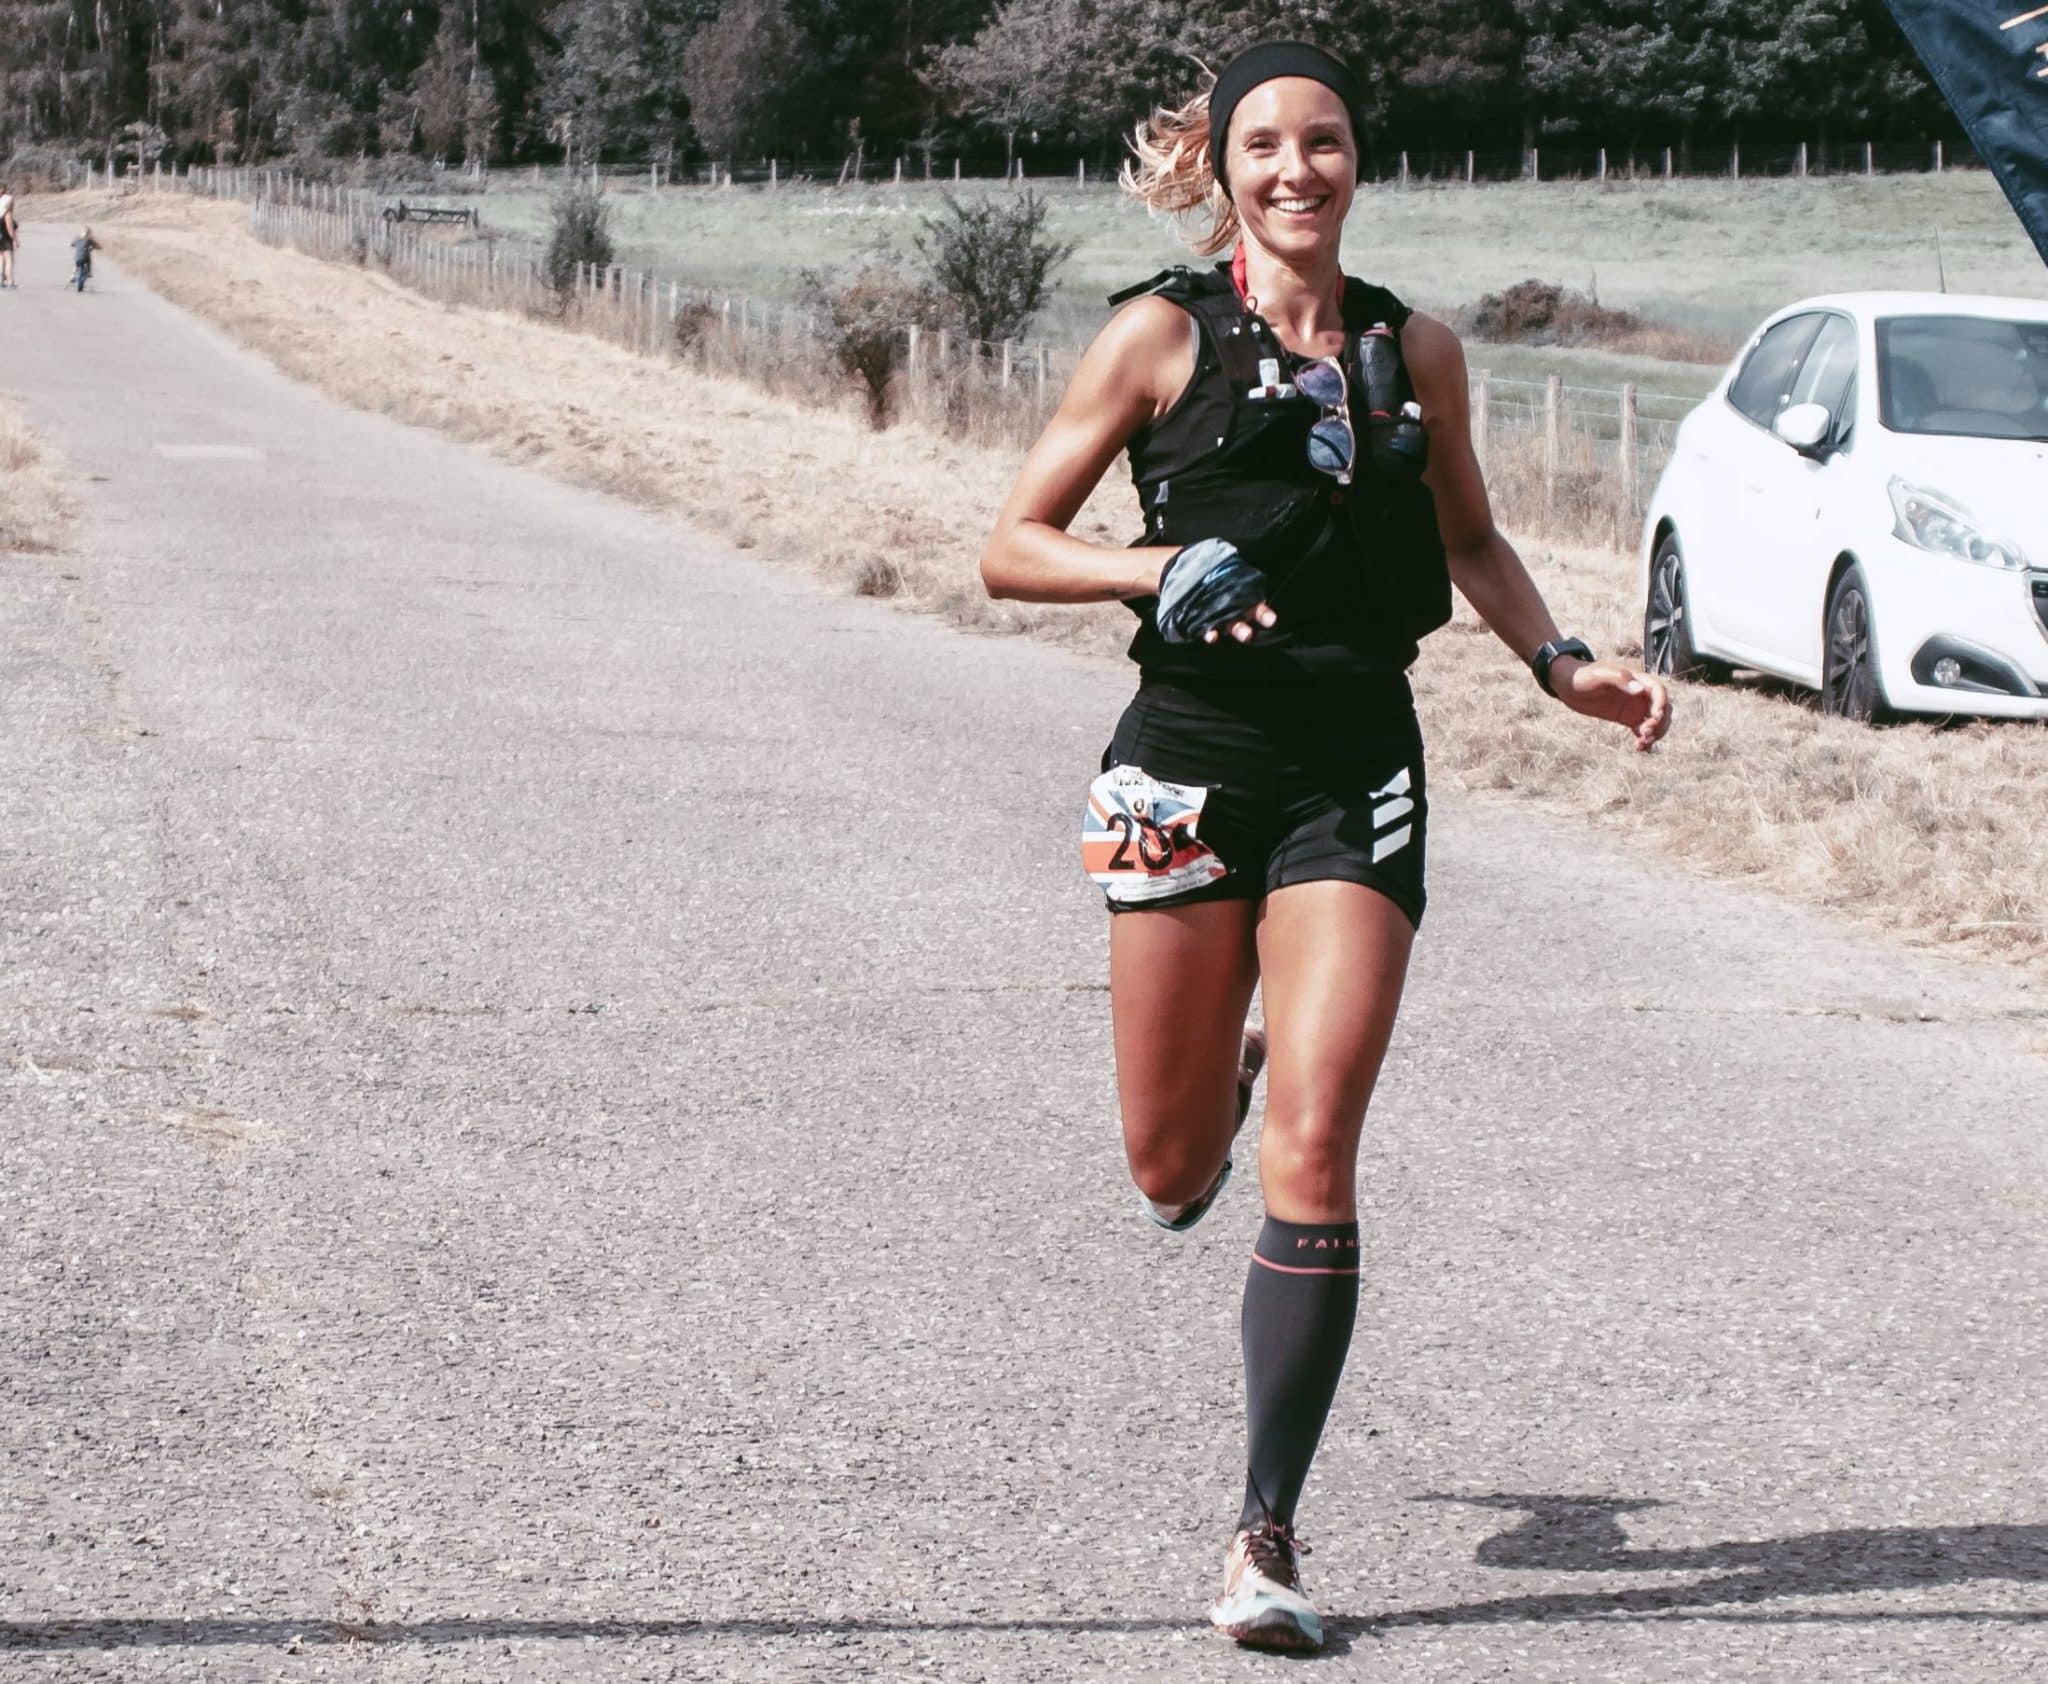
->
<box><xmin>1155</xmin><ymin>539</ymin><xmax>1269</xmax><ymax>645</ymax></box>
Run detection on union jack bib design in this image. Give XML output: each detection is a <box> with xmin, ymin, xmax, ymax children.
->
<box><xmin>1082</xmin><ymin>764</ymin><xmax>1229</xmax><ymax>904</ymax></box>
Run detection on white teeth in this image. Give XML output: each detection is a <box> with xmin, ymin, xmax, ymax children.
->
<box><xmin>1273</xmin><ymin>198</ymin><xmax>1323</xmax><ymax>212</ymax></box>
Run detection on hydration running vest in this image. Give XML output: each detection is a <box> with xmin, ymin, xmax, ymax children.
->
<box><xmin>1108</xmin><ymin>262</ymin><xmax>1452</xmax><ymax>683</ymax></box>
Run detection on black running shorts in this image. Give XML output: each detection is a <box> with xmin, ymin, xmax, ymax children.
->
<box><xmin>1096</xmin><ymin>676</ymin><xmax>1427</xmax><ymax>929</ymax></box>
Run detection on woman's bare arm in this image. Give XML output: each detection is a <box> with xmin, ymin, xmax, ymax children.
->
<box><xmin>1405</xmin><ymin>311</ymin><xmax>1671</xmax><ymax>750</ymax></box>
<box><xmin>979</xmin><ymin>298</ymin><xmax>1193</xmax><ymax>604</ymax></box>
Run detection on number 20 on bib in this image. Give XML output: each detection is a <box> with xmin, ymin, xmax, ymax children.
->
<box><xmin>1081</xmin><ymin>765</ymin><xmax>1229</xmax><ymax>905</ymax></box>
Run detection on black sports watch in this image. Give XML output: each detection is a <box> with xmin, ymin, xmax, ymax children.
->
<box><xmin>1530</xmin><ymin>637</ymin><xmax>1595</xmax><ymax>697</ymax></box>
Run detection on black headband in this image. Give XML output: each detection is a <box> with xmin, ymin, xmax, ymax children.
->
<box><xmin>1208</xmin><ymin>42</ymin><xmax>1364</xmax><ymax>199</ymax></box>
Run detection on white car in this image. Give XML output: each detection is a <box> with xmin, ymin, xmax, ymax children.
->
<box><xmin>1641</xmin><ymin>291</ymin><xmax>2048</xmax><ymax>721</ymax></box>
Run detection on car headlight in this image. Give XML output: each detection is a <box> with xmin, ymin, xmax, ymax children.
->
<box><xmin>1888</xmin><ymin>478</ymin><xmax>2029</xmax><ymax>571</ymax></box>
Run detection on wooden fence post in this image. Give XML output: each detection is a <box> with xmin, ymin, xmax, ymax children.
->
<box><xmin>1001</xmin><ymin>340</ymin><xmax>1013</xmax><ymax>388</ymax></box>
<box><xmin>1597</xmin><ymin>147</ymin><xmax>1607</xmax><ymax>182</ymax></box>
<box><xmin>1618</xmin><ymin>383</ymin><xmax>1639</xmax><ymax>532</ymax></box>
<box><xmin>1934</xmin><ymin>139</ymin><xmax>1944</xmax><ymax>172</ymax></box>
<box><xmin>1797</xmin><ymin>141</ymin><xmax>1808</xmax><ymax>178</ymax></box>
<box><xmin>1398</xmin><ymin>150</ymin><xmax>1409</xmax><ymax>186</ymax></box>
<box><xmin>1731</xmin><ymin>141</ymin><xmax>1741</xmax><ymax>181</ymax></box>
<box><xmin>1663</xmin><ymin>146</ymin><xmax>1673</xmax><ymax>180</ymax></box>
<box><xmin>771</xmin><ymin>159</ymin><xmax>779</xmax><ymax>188</ymax></box>
<box><xmin>1473</xmin><ymin>370</ymin><xmax>1491</xmax><ymax>471</ymax></box>
<box><xmin>1529</xmin><ymin>147</ymin><xmax>1539</xmax><ymax>182</ymax></box>
<box><xmin>1036</xmin><ymin>344</ymin><xmax>1048</xmax><ymax>402</ymax></box>
<box><xmin>1465</xmin><ymin>149</ymin><xmax>1475</xmax><ymax>186</ymax></box>
<box><xmin>953</xmin><ymin>158</ymin><xmax>961</xmax><ymax>184</ymax></box>
<box><xmin>1864</xmin><ymin>140</ymin><xmax>1874</xmax><ymax>176</ymax></box>
<box><xmin>1543</xmin><ymin>375</ymin><xmax>1562</xmax><ymax>526</ymax></box>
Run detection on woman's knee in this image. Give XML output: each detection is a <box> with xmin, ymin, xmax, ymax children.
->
<box><xmin>1122</xmin><ymin>1109</ymin><xmax>1232</xmax><ymax>1205</ymax></box>
<box><xmin>1257</xmin><ymin>1110</ymin><xmax>1362</xmax><ymax>1204</ymax></box>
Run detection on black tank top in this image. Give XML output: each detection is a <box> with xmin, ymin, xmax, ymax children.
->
<box><xmin>1112</xmin><ymin>264</ymin><xmax>1450</xmax><ymax>684</ymax></box>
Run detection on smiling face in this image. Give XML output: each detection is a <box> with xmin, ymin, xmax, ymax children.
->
<box><xmin>1223</xmin><ymin>78</ymin><xmax>1357</xmax><ymax>263</ymax></box>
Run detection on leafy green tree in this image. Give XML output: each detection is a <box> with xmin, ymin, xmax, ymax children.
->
<box><xmin>786</xmin><ymin>0</ymin><xmax>989</xmax><ymax>155</ymax></box>
<box><xmin>679</xmin><ymin>0</ymin><xmax>811</xmax><ymax>160</ymax></box>
<box><xmin>927</xmin><ymin>0</ymin><xmax>1079</xmax><ymax>172</ymax></box>
<box><xmin>539</xmin><ymin>0</ymin><xmax>706</xmax><ymax>161</ymax></box>
<box><xmin>1371</xmin><ymin>0</ymin><xmax>1525</xmax><ymax>149</ymax></box>
<box><xmin>1519</xmin><ymin>0</ymin><xmax>1945</xmax><ymax>148</ymax></box>
<box><xmin>402</xmin><ymin>15</ymin><xmax>500</xmax><ymax>164</ymax></box>
<box><xmin>929</xmin><ymin>0</ymin><xmax>1373</xmax><ymax>160</ymax></box>
<box><xmin>0</xmin><ymin>0</ymin><xmax>1956</xmax><ymax>168</ymax></box>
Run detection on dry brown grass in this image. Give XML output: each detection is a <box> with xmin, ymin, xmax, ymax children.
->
<box><xmin>83</xmin><ymin>191</ymin><xmax>1130</xmax><ymax>657</ymax></box>
<box><xmin>0</xmin><ymin>388</ymin><xmax>71</xmax><ymax>553</ymax></box>
<box><xmin>1436</xmin><ymin>545</ymin><xmax>2048</xmax><ymax>979</ymax></box>
<box><xmin>77</xmin><ymin>188</ymin><xmax>2048</xmax><ymax>984</ymax></box>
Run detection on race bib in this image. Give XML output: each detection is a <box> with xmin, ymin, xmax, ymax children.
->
<box><xmin>1082</xmin><ymin>765</ymin><xmax>1229</xmax><ymax>904</ymax></box>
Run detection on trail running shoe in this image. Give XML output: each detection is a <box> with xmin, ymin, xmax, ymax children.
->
<box><xmin>1209</xmin><ymin>1519</ymin><xmax>1322</xmax><ymax>1653</ymax></box>
<box><xmin>1141</xmin><ymin>1026</ymin><xmax>1267</xmax><ymax>1232</ymax></box>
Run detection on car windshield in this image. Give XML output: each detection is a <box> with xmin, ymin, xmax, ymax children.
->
<box><xmin>1877</xmin><ymin>315</ymin><xmax>2048</xmax><ymax>442</ymax></box>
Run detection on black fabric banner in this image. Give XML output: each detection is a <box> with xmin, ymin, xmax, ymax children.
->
<box><xmin>1881</xmin><ymin>0</ymin><xmax>2048</xmax><ymax>265</ymax></box>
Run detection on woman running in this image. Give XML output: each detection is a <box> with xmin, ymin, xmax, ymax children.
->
<box><xmin>978</xmin><ymin>42</ymin><xmax>1671</xmax><ymax>1653</ymax></box>
<box><xmin>0</xmin><ymin>183</ymin><xmax>18</xmax><ymax>289</ymax></box>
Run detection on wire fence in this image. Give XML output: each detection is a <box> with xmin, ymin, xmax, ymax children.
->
<box><xmin>494</xmin><ymin>137</ymin><xmax>1974</xmax><ymax>192</ymax></box>
<box><xmin>131</xmin><ymin>164</ymin><xmax>1701</xmax><ymax>550</ymax></box>
<box><xmin>61</xmin><ymin>129</ymin><xmax>1985</xmax><ymax>199</ymax></box>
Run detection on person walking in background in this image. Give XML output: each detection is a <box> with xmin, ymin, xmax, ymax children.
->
<box><xmin>0</xmin><ymin>185</ymin><xmax>18</xmax><ymax>288</ymax></box>
<box><xmin>71</xmin><ymin>226</ymin><xmax>98</xmax><ymax>293</ymax></box>
<box><xmin>977</xmin><ymin>41</ymin><xmax>1670</xmax><ymax>1654</ymax></box>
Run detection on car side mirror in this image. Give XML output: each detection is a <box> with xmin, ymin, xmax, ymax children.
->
<box><xmin>1774</xmin><ymin>402</ymin><xmax>1832</xmax><ymax>456</ymax></box>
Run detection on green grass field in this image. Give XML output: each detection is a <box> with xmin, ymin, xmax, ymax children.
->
<box><xmin>432</xmin><ymin>171</ymin><xmax>2045</xmax><ymax>401</ymax></box>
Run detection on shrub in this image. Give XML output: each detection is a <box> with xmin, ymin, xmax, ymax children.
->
<box><xmin>800</xmin><ymin>259</ymin><xmax>935</xmax><ymax>428</ymax></box>
<box><xmin>543</xmin><ymin>178</ymin><xmax>613</xmax><ymax>296</ymax></box>
<box><xmin>916</xmin><ymin>191</ymin><xmax>1074</xmax><ymax>351</ymax></box>
<box><xmin>670</xmin><ymin>298</ymin><xmax>719</xmax><ymax>360</ymax></box>
<box><xmin>1455</xmin><ymin>279</ymin><xmax>1646</xmax><ymax>347</ymax></box>
<box><xmin>1451</xmin><ymin>278</ymin><xmax>1734</xmax><ymax>364</ymax></box>
<box><xmin>1</xmin><ymin>145</ymin><xmax>87</xmax><ymax>190</ymax></box>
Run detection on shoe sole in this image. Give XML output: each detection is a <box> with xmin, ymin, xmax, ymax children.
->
<box><xmin>1141</xmin><ymin>1154</ymin><xmax>1231</xmax><ymax>1231</ymax></box>
<box><xmin>1210</xmin><ymin>1601</ymin><xmax>1322</xmax><ymax>1653</ymax></box>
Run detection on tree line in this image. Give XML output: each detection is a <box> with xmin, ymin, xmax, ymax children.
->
<box><xmin>0</xmin><ymin>0</ymin><xmax>1956</xmax><ymax>175</ymax></box>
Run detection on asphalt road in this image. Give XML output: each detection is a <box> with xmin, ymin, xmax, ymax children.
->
<box><xmin>4</xmin><ymin>235</ymin><xmax>2047</xmax><ymax>1683</ymax></box>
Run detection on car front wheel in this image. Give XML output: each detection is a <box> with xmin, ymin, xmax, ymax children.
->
<box><xmin>1820</xmin><ymin>565</ymin><xmax>1890</xmax><ymax>723</ymax></box>
<box><xmin>1644</xmin><ymin>533</ymin><xmax>1730</xmax><ymax>683</ymax></box>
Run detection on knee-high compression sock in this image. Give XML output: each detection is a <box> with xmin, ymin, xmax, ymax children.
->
<box><xmin>1238</xmin><ymin>1216</ymin><xmax>1360</xmax><ymax>1532</ymax></box>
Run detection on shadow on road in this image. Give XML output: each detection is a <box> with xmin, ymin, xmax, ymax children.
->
<box><xmin>7</xmin><ymin>1499</ymin><xmax>2046</xmax><ymax>1654</ymax></box>
<box><xmin>1333</xmin><ymin>1495</ymin><xmax>2048</xmax><ymax>1640</ymax></box>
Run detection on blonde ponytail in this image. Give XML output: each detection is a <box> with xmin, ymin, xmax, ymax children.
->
<box><xmin>1119</xmin><ymin>76</ymin><xmax>1240</xmax><ymax>258</ymax></box>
